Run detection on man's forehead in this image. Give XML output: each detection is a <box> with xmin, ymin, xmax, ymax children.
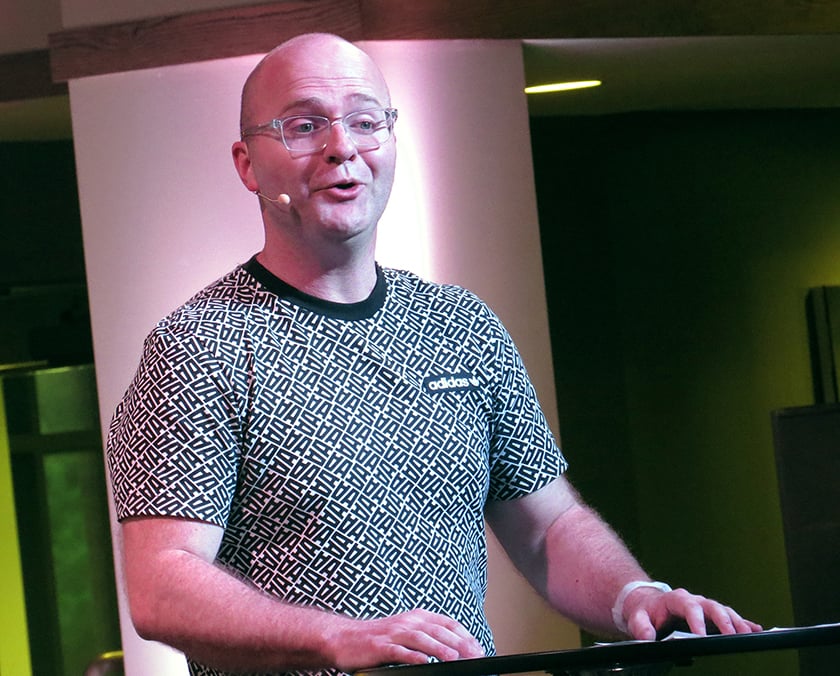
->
<box><xmin>275</xmin><ymin>69</ymin><xmax>385</xmax><ymax>95</ymax></box>
<box><xmin>277</xmin><ymin>90</ymin><xmax>385</xmax><ymax>112</ymax></box>
<box><xmin>254</xmin><ymin>66</ymin><xmax>390</xmax><ymax>114</ymax></box>
<box><xmin>266</xmin><ymin>36</ymin><xmax>382</xmax><ymax>82</ymax></box>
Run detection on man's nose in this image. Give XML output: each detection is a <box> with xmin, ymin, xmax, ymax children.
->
<box><xmin>324</xmin><ymin>119</ymin><xmax>357</xmax><ymax>162</ymax></box>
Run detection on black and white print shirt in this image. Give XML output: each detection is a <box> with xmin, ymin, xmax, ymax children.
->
<box><xmin>107</xmin><ymin>256</ymin><xmax>567</xmax><ymax>676</ymax></box>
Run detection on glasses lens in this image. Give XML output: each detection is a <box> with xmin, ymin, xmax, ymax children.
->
<box><xmin>281</xmin><ymin>115</ymin><xmax>330</xmax><ymax>151</ymax></box>
<box><xmin>344</xmin><ymin>109</ymin><xmax>393</xmax><ymax>148</ymax></box>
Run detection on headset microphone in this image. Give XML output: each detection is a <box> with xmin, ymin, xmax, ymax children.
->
<box><xmin>255</xmin><ymin>191</ymin><xmax>291</xmax><ymax>206</ymax></box>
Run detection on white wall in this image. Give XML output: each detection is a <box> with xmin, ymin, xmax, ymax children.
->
<box><xmin>70</xmin><ymin>53</ymin><xmax>265</xmax><ymax>675</ymax></box>
<box><xmin>69</xmin><ymin>39</ymin><xmax>576</xmax><ymax>674</ymax></box>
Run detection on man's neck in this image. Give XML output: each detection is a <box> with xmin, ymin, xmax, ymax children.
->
<box><xmin>255</xmin><ymin>246</ymin><xmax>378</xmax><ymax>304</ymax></box>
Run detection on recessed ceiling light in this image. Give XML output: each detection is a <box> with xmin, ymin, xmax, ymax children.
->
<box><xmin>524</xmin><ymin>80</ymin><xmax>602</xmax><ymax>94</ymax></box>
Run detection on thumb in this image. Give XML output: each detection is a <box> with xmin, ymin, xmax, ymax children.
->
<box><xmin>627</xmin><ymin>609</ymin><xmax>657</xmax><ymax>641</ymax></box>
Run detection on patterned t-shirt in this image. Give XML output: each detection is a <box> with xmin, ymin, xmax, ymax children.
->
<box><xmin>107</xmin><ymin>257</ymin><xmax>567</xmax><ymax>676</ymax></box>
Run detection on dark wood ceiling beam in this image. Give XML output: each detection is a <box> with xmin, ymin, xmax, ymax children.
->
<box><xmin>49</xmin><ymin>0</ymin><xmax>364</xmax><ymax>83</ymax></box>
<box><xmin>48</xmin><ymin>0</ymin><xmax>840</xmax><ymax>83</ymax></box>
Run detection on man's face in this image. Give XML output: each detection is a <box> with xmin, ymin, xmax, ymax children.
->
<box><xmin>236</xmin><ymin>36</ymin><xmax>397</xmax><ymax>246</ymax></box>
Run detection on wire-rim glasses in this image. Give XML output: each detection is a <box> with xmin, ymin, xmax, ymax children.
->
<box><xmin>241</xmin><ymin>107</ymin><xmax>398</xmax><ymax>154</ymax></box>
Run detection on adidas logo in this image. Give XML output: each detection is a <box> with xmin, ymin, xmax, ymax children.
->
<box><xmin>423</xmin><ymin>372</ymin><xmax>480</xmax><ymax>393</ymax></box>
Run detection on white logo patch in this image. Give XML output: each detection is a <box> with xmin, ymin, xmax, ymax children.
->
<box><xmin>423</xmin><ymin>373</ymin><xmax>480</xmax><ymax>394</ymax></box>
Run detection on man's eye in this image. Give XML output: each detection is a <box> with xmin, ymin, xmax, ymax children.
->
<box><xmin>350</xmin><ymin>117</ymin><xmax>380</xmax><ymax>134</ymax></box>
<box><xmin>286</xmin><ymin>118</ymin><xmax>326</xmax><ymax>135</ymax></box>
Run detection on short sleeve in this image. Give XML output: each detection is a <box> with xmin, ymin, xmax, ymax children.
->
<box><xmin>484</xmin><ymin>311</ymin><xmax>568</xmax><ymax>501</ymax></box>
<box><xmin>106</xmin><ymin>324</ymin><xmax>243</xmax><ymax>526</ymax></box>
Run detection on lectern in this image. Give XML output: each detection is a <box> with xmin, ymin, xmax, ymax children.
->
<box><xmin>356</xmin><ymin>624</ymin><xmax>840</xmax><ymax>676</ymax></box>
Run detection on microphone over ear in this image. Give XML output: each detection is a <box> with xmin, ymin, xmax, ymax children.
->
<box><xmin>254</xmin><ymin>190</ymin><xmax>291</xmax><ymax>206</ymax></box>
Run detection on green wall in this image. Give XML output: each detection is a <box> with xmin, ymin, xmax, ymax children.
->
<box><xmin>0</xmin><ymin>142</ymin><xmax>117</xmax><ymax>675</ymax></box>
<box><xmin>532</xmin><ymin>108</ymin><xmax>840</xmax><ymax>675</ymax></box>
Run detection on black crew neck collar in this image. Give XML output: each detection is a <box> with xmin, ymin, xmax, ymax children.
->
<box><xmin>243</xmin><ymin>255</ymin><xmax>387</xmax><ymax>321</ymax></box>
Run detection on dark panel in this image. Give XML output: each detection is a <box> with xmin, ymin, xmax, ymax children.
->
<box><xmin>0</xmin><ymin>50</ymin><xmax>67</xmax><ymax>103</ymax></box>
<box><xmin>772</xmin><ymin>404</ymin><xmax>840</xmax><ymax>675</ymax></box>
<box><xmin>0</xmin><ymin>141</ymin><xmax>84</xmax><ymax>287</ymax></box>
<box><xmin>807</xmin><ymin>287</ymin><xmax>840</xmax><ymax>404</ymax></box>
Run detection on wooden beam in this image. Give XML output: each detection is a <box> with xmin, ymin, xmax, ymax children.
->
<box><xmin>0</xmin><ymin>51</ymin><xmax>67</xmax><ymax>103</ymax></box>
<box><xmin>49</xmin><ymin>0</ymin><xmax>364</xmax><ymax>83</ymax></box>
<box><xmin>48</xmin><ymin>0</ymin><xmax>840</xmax><ymax>82</ymax></box>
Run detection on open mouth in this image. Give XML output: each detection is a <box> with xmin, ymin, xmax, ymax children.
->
<box><xmin>318</xmin><ymin>180</ymin><xmax>363</xmax><ymax>201</ymax></box>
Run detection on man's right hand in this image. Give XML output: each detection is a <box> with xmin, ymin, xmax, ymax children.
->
<box><xmin>327</xmin><ymin>608</ymin><xmax>486</xmax><ymax>673</ymax></box>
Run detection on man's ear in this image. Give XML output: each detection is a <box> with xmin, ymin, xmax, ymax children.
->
<box><xmin>232</xmin><ymin>140</ymin><xmax>258</xmax><ymax>192</ymax></box>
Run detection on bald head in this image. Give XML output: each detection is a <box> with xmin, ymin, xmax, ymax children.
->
<box><xmin>239</xmin><ymin>33</ymin><xmax>391</xmax><ymax>133</ymax></box>
<box><xmin>231</xmin><ymin>31</ymin><xmax>398</xmax><ymax>252</ymax></box>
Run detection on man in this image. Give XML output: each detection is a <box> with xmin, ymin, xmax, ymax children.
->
<box><xmin>107</xmin><ymin>32</ymin><xmax>761</xmax><ymax>676</ymax></box>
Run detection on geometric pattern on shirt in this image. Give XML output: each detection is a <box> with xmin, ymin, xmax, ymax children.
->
<box><xmin>107</xmin><ymin>261</ymin><xmax>567</xmax><ymax>676</ymax></box>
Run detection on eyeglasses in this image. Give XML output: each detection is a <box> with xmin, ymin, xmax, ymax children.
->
<box><xmin>241</xmin><ymin>107</ymin><xmax>398</xmax><ymax>154</ymax></box>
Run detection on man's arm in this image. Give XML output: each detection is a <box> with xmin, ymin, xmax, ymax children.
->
<box><xmin>484</xmin><ymin>476</ymin><xmax>762</xmax><ymax>640</ymax></box>
<box><xmin>120</xmin><ymin>516</ymin><xmax>484</xmax><ymax>672</ymax></box>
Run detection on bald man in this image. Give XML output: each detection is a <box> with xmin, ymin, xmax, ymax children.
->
<box><xmin>108</xmin><ymin>33</ymin><xmax>760</xmax><ymax>676</ymax></box>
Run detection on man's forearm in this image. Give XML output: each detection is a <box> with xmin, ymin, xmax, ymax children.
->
<box><xmin>127</xmin><ymin>547</ymin><xmax>349</xmax><ymax>672</ymax></box>
<box><xmin>124</xmin><ymin>546</ymin><xmax>484</xmax><ymax>672</ymax></box>
<box><xmin>542</xmin><ymin>502</ymin><xmax>649</xmax><ymax>637</ymax></box>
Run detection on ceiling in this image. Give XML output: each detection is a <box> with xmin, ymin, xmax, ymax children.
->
<box><xmin>523</xmin><ymin>34</ymin><xmax>840</xmax><ymax>116</ymax></box>
<box><xmin>3</xmin><ymin>34</ymin><xmax>840</xmax><ymax>141</ymax></box>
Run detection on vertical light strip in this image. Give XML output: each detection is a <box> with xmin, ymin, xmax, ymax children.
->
<box><xmin>366</xmin><ymin>45</ymin><xmax>434</xmax><ymax>278</ymax></box>
<box><xmin>0</xmin><ymin>385</ymin><xmax>33</xmax><ymax>676</ymax></box>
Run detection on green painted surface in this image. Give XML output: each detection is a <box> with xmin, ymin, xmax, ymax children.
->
<box><xmin>533</xmin><ymin>109</ymin><xmax>840</xmax><ymax>675</ymax></box>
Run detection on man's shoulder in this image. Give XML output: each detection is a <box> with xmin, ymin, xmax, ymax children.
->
<box><xmin>383</xmin><ymin>266</ymin><xmax>486</xmax><ymax>310</ymax></box>
<box><xmin>156</xmin><ymin>264</ymin><xmax>264</xmax><ymax>331</ymax></box>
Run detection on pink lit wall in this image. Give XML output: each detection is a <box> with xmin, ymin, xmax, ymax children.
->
<box><xmin>69</xmin><ymin>40</ymin><xmax>575</xmax><ymax>674</ymax></box>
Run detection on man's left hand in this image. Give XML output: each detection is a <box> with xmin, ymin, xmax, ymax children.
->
<box><xmin>623</xmin><ymin>586</ymin><xmax>763</xmax><ymax>640</ymax></box>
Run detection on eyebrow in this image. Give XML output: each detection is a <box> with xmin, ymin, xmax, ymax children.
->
<box><xmin>279</xmin><ymin>93</ymin><xmax>384</xmax><ymax>117</ymax></box>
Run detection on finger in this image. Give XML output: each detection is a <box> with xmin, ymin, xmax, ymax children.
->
<box><xmin>382</xmin><ymin>644</ymin><xmax>442</xmax><ymax>667</ymax></box>
<box><xmin>679</xmin><ymin>598</ymin><xmax>711</xmax><ymax>636</ymax></box>
<box><xmin>700</xmin><ymin>602</ymin><xmax>759</xmax><ymax>636</ymax></box>
<box><xmin>709</xmin><ymin>606</ymin><xmax>763</xmax><ymax>635</ymax></box>
<box><xmin>430</xmin><ymin>613</ymin><xmax>484</xmax><ymax>656</ymax></box>
<box><xmin>397</xmin><ymin>611</ymin><xmax>484</xmax><ymax>659</ymax></box>
<box><xmin>423</xmin><ymin>612</ymin><xmax>483</xmax><ymax>648</ymax></box>
<box><xmin>626</xmin><ymin>609</ymin><xmax>657</xmax><ymax>641</ymax></box>
<box><xmin>724</xmin><ymin>607</ymin><xmax>763</xmax><ymax>634</ymax></box>
<box><xmin>408</xmin><ymin>633</ymin><xmax>460</xmax><ymax>662</ymax></box>
<box><xmin>742</xmin><ymin>619</ymin><xmax>764</xmax><ymax>633</ymax></box>
<box><xmin>433</xmin><ymin>625</ymin><xmax>485</xmax><ymax>658</ymax></box>
<box><xmin>418</xmin><ymin>624</ymin><xmax>483</xmax><ymax>660</ymax></box>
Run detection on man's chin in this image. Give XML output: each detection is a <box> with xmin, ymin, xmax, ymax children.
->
<box><xmin>312</xmin><ymin>217</ymin><xmax>377</xmax><ymax>247</ymax></box>
<box><xmin>313</xmin><ymin>205</ymin><xmax>379</xmax><ymax>237</ymax></box>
